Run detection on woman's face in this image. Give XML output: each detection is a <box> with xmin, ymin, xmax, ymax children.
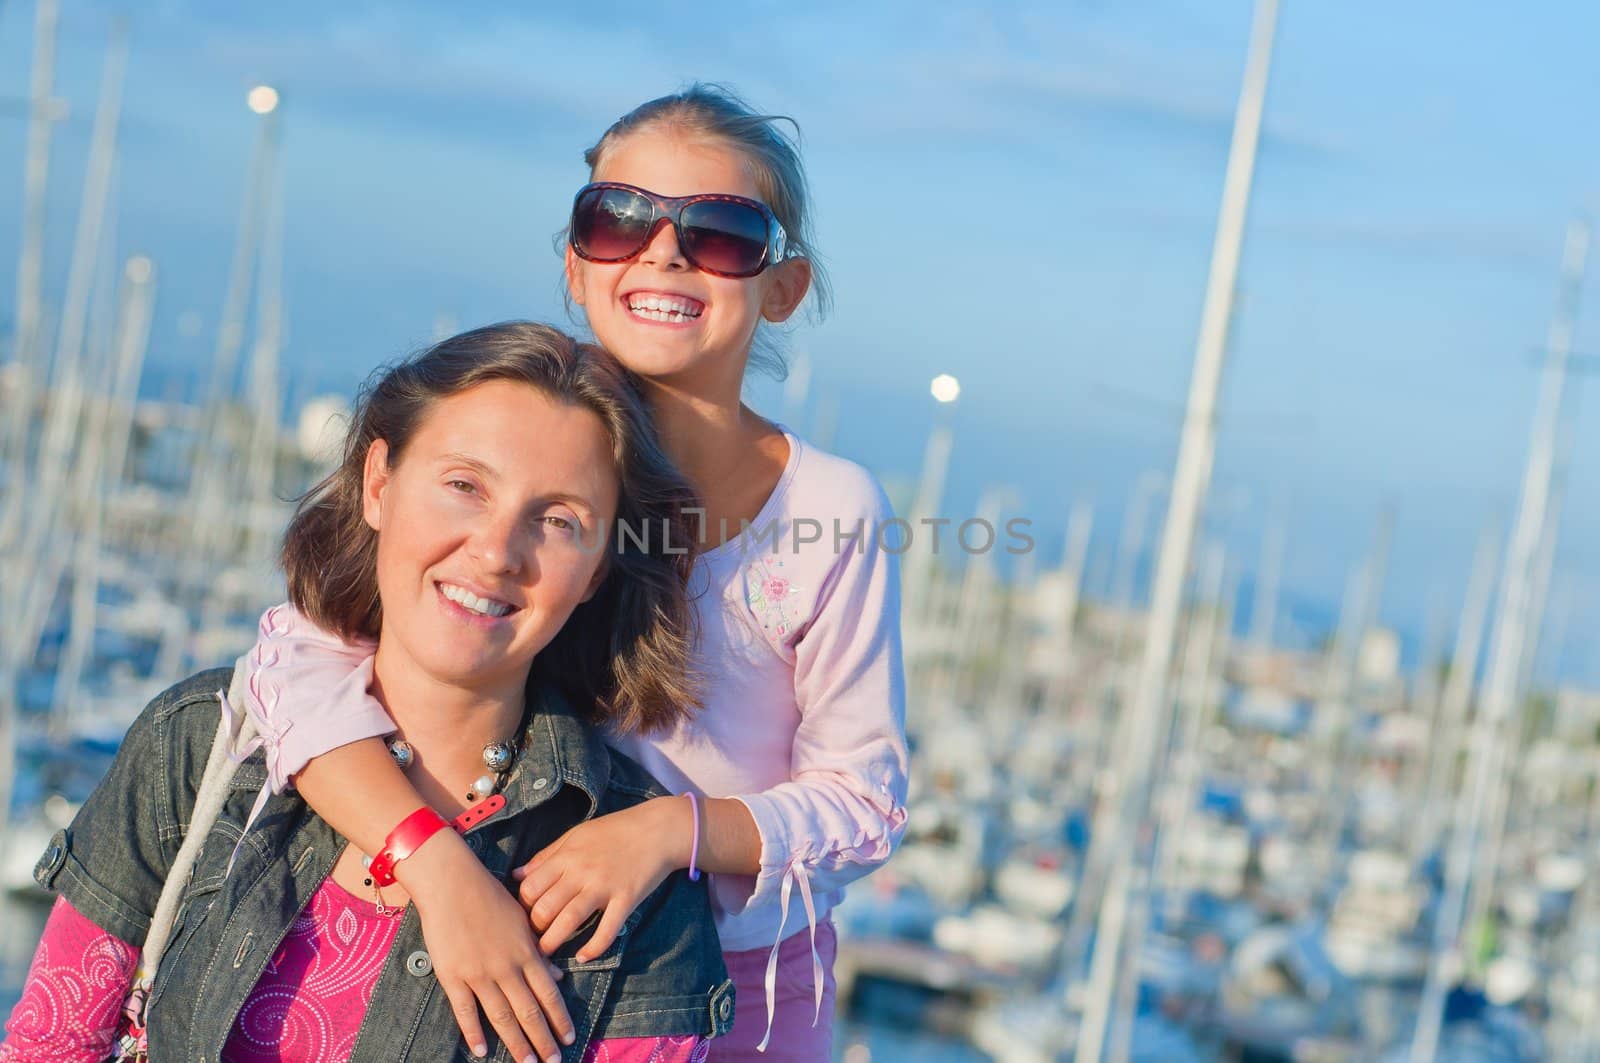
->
<box><xmin>564</xmin><ymin>125</ymin><xmax>810</xmax><ymax>397</ymax></box>
<box><xmin>362</xmin><ymin>379</ymin><xmax>619</xmax><ymax>700</ymax></box>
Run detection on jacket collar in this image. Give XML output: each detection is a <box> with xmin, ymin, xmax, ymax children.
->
<box><xmin>501</xmin><ymin>681</ymin><xmax>611</xmax><ymax>819</ymax></box>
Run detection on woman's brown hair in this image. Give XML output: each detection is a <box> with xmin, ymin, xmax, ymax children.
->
<box><xmin>281</xmin><ymin>321</ymin><xmax>700</xmax><ymax>734</ymax></box>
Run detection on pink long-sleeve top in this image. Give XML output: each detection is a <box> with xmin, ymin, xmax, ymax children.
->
<box><xmin>235</xmin><ymin>430</ymin><xmax>909</xmax><ymax>979</ymax></box>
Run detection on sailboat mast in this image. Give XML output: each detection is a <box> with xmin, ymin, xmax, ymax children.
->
<box><xmin>1411</xmin><ymin>219</ymin><xmax>1589</xmax><ymax>1063</ymax></box>
<box><xmin>1408</xmin><ymin>521</ymin><xmax>1499</xmax><ymax>864</ymax></box>
<box><xmin>1</xmin><ymin>0</ymin><xmax>61</xmax><ymax>548</ymax></box>
<box><xmin>1461</xmin><ymin>218</ymin><xmax>1589</xmax><ymax>954</ymax></box>
<box><xmin>1074</xmin><ymin>1</ymin><xmax>1279</xmax><ymax>1058</ymax></box>
<box><xmin>1249</xmin><ymin>511</ymin><xmax>1285</xmax><ymax>646</ymax></box>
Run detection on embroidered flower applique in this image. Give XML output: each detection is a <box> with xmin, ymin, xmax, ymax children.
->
<box><xmin>745</xmin><ymin>556</ymin><xmax>803</xmax><ymax>639</ymax></box>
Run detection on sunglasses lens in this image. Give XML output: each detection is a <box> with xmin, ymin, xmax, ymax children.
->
<box><xmin>680</xmin><ymin>200</ymin><xmax>771</xmax><ymax>276</ymax></box>
<box><xmin>573</xmin><ymin>187</ymin><xmax>653</xmax><ymax>260</ymax></box>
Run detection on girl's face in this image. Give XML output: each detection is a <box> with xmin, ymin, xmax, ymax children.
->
<box><xmin>565</xmin><ymin>126</ymin><xmax>811</xmax><ymax>396</ymax></box>
<box><xmin>362</xmin><ymin>379</ymin><xmax>618</xmax><ymax>701</ymax></box>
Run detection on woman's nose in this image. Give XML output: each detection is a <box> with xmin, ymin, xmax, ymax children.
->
<box><xmin>638</xmin><ymin>218</ymin><xmax>689</xmax><ymax>271</ymax></box>
<box><xmin>469</xmin><ymin>511</ymin><xmax>527</xmax><ymax>576</ymax></box>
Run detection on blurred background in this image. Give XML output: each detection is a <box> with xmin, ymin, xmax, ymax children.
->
<box><xmin>1</xmin><ymin>1</ymin><xmax>1597</xmax><ymax>1060</ymax></box>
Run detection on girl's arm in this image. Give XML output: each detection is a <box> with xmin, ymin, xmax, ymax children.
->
<box><xmin>0</xmin><ymin>897</ymin><xmax>139</xmax><ymax>1062</ymax></box>
<box><xmin>718</xmin><ymin>477</ymin><xmax>911</xmax><ymax>914</ymax></box>
<box><xmin>240</xmin><ymin>604</ymin><xmax>576</xmax><ymax>1063</ymax></box>
<box><xmin>236</xmin><ymin>603</ymin><xmax>391</xmax><ymax>791</ymax></box>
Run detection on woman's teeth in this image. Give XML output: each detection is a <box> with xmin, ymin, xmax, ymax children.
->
<box><xmin>440</xmin><ymin>583</ymin><xmax>513</xmax><ymax>618</ymax></box>
<box><xmin>627</xmin><ymin>294</ymin><xmax>701</xmax><ymax>322</ymax></box>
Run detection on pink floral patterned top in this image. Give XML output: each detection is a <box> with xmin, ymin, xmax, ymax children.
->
<box><xmin>221</xmin><ymin>877</ymin><xmax>402</xmax><ymax>1061</ymax></box>
<box><xmin>1</xmin><ymin>894</ymin><xmax>705</xmax><ymax>1063</ymax></box>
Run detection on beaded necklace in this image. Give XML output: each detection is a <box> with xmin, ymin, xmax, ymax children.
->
<box><xmin>357</xmin><ymin>734</ymin><xmax>519</xmax><ymax>914</ymax></box>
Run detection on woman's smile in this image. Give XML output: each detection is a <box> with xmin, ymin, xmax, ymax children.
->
<box><xmin>434</xmin><ymin>579</ymin><xmax>518</xmax><ymax>623</ymax></box>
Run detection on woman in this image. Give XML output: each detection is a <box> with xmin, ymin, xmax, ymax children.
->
<box><xmin>1</xmin><ymin>322</ymin><xmax>731</xmax><ymax>1062</ymax></box>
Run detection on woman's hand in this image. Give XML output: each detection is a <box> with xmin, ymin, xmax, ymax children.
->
<box><xmin>513</xmin><ymin>797</ymin><xmax>691</xmax><ymax>963</ymax></box>
<box><xmin>400</xmin><ymin>831</ymin><xmax>575</xmax><ymax>1063</ymax></box>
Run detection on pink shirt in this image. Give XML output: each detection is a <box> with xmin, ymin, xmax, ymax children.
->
<box><xmin>222</xmin><ymin>877</ymin><xmax>402</xmax><ymax>1061</ymax></box>
<box><xmin>612</xmin><ymin>432</ymin><xmax>909</xmax><ymax>954</ymax></box>
<box><xmin>2</xmin><ymin>896</ymin><xmax>705</xmax><ymax>1063</ymax></box>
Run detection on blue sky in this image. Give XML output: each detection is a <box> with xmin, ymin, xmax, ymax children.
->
<box><xmin>1</xmin><ymin>1</ymin><xmax>1596</xmax><ymax>684</ymax></box>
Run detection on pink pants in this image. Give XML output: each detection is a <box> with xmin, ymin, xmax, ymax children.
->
<box><xmin>710</xmin><ymin>920</ymin><xmax>838</xmax><ymax>1062</ymax></box>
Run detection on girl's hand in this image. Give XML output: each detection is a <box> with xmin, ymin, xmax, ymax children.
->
<box><xmin>401</xmin><ymin>831</ymin><xmax>576</xmax><ymax>1063</ymax></box>
<box><xmin>513</xmin><ymin>797</ymin><xmax>691</xmax><ymax>962</ymax></box>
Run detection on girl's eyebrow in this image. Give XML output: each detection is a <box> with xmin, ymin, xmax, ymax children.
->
<box><xmin>438</xmin><ymin>450</ymin><xmax>599</xmax><ymax>518</ymax></box>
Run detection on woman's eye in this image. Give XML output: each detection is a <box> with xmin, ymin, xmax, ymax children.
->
<box><xmin>543</xmin><ymin>515</ymin><xmax>574</xmax><ymax>531</ymax></box>
<box><xmin>447</xmin><ymin>480</ymin><xmax>477</xmax><ymax>494</ymax></box>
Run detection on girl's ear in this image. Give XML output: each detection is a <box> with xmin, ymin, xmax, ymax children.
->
<box><xmin>564</xmin><ymin>245</ymin><xmax>588</xmax><ymax>307</ymax></box>
<box><xmin>761</xmin><ymin>257</ymin><xmax>812</xmax><ymax>323</ymax></box>
<box><xmin>361</xmin><ymin>439</ymin><xmax>392</xmax><ymax>532</ymax></box>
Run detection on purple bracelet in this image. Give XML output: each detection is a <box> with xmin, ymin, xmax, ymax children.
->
<box><xmin>684</xmin><ymin>792</ymin><xmax>701</xmax><ymax>882</ymax></box>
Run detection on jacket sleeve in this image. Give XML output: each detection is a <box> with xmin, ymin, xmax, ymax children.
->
<box><xmin>236</xmin><ymin>602</ymin><xmax>391</xmax><ymax>793</ymax></box>
<box><xmin>725</xmin><ymin>482</ymin><xmax>910</xmax><ymax>918</ymax></box>
<box><xmin>30</xmin><ymin>679</ymin><xmax>214</xmax><ymax>944</ymax></box>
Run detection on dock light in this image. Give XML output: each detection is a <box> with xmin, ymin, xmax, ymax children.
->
<box><xmin>247</xmin><ymin>85</ymin><xmax>279</xmax><ymax>114</ymax></box>
<box><xmin>930</xmin><ymin>374</ymin><xmax>961</xmax><ymax>404</ymax></box>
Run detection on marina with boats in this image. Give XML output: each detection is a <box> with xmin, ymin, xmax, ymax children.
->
<box><xmin>3</xmin><ymin>1</ymin><xmax>1599</xmax><ymax>1060</ymax></box>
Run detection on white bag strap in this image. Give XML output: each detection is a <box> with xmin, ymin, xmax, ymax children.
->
<box><xmin>137</xmin><ymin>677</ymin><xmax>260</xmax><ymax>985</ymax></box>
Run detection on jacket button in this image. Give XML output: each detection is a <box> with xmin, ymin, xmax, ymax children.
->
<box><xmin>33</xmin><ymin>832</ymin><xmax>68</xmax><ymax>887</ymax></box>
<box><xmin>406</xmin><ymin>950</ymin><xmax>433</xmax><ymax>977</ymax></box>
<box><xmin>718</xmin><ymin>995</ymin><xmax>733</xmax><ymax>1022</ymax></box>
<box><xmin>532</xmin><ymin>777</ymin><xmax>548</xmax><ymax>790</ymax></box>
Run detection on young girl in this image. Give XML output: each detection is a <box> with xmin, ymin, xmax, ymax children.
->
<box><xmin>235</xmin><ymin>86</ymin><xmax>908</xmax><ymax>1061</ymax></box>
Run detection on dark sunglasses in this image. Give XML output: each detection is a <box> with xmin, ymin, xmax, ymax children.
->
<box><xmin>569</xmin><ymin>182</ymin><xmax>789</xmax><ymax>279</ymax></box>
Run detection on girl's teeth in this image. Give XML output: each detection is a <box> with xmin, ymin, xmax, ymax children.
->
<box><xmin>627</xmin><ymin>295</ymin><xmax>699</xmax><ymax>320</ymax></box>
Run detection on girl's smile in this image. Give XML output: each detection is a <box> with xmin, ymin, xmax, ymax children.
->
<box><xmin>623</xmin><ymin>287</ymin><xmax>706</xmax><ymax>327</ymax></box>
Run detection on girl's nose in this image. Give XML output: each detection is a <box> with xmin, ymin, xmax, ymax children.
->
<box><xmin>638</xmin><ymin>218</ymin><xmax>689</xmax><ymax>271</ymax></box>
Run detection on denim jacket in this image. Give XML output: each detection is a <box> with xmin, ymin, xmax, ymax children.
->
<box><xmin>32</xmin><ymin>668</ymin><xmax>734</xmax><ymax>1062</ymax></box>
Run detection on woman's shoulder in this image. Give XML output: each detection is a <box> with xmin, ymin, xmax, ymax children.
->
<box><xmin>119</xmin><ymin>667</ymin><xmax>255</xmax><ymax>808</ymax></box>
<box><xmin>134</xmin><ymin>668</ymin><xmax>232</xmax><ymax>754</ymax></box>
<box><xmin>32</xmin><ymin>668</ymin><xmax>240</xmax><ymax>942</ymax></box>
<box><xmin>144</xmin><ymin>667</ymin><xmax>234</xmax><ymax>721</ymax></box>
<box><xmin>110</xmin><ymin>668</ymin><xmax>228</xmax><ymax>757</ymax></box>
